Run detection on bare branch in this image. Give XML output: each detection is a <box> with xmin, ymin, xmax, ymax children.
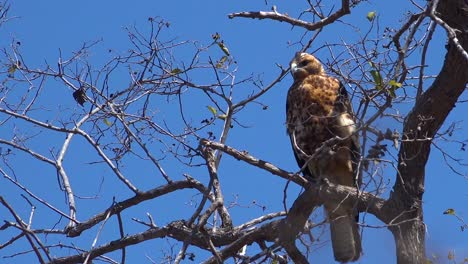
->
<box><xmin>0</xmin><ymin>196</ymin><xmax>48</xmax><ymax>263</ymax></box>
<box><xmin>66</xmin><ymin>180</ymin><xmax>208</xmax><ymax>237</ymax></box>
<box><xmin>200</xmin><ymin>139</ymin><xmax>307</xmax><ymax>186</ymax></box>
<box><xmin>200</xmin><ymin>139</ymin><xmax>390</xmax><ymax>222</ymax></box>
<box><xmin>228</xmin><ymin>0</ymin><xmax>350</xmax><ymax>31</ymax></box>
<box><xmin>428</xmin><ymin>0</ymin><xmax>468</xmax><ymax>61</ymax></box>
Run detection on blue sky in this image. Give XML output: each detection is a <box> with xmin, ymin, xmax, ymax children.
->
<box><xmin>1</xmin><ymin>1</ymin><xmax>467</xmax><ymax>263</ymax></box>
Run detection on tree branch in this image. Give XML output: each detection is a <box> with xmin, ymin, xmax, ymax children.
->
<box><xmin>428</xmin><ymin>0</ymin><xmax>468</xmax><ymax>61</ymax></box>
<box><xmin>200</xmin><ymin>139</ymin><xmax>307</xmax><ymax>186</ymax></box>
<box><xmin>200</xmin><ymin>140</ymin><xmax>391</xmax><ymax>224</ymax></box>
<box><xmin>228</xmin><ymin>0</ymin><xmax>350</xmax><ymax>31</ymax></box>
<box><xmin>66</xmin><ymin>180</ymin><xmax>209</xmax><ymax>237</ymax></box>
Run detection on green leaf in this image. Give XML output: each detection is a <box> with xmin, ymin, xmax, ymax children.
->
<box><xmin>370</xmin><ymin>69</ymin><xmax>383</xmax><ymax>90</ymax></box>
<box><xmin>170</xmin><ymin>68</ymin><xmax>181</xmax><ymax>75</ymax></box>
<box><xmin>369</xmin><ymin>62</ymin><xmax>383</xmax><ymax>90</ymax></box>
<box><xmin>103</xmin><ymin>118</ymin><xmax>113</xmax><ymax>126</ymax></box>
<box><xmin>388</xmin><ymin>80</ymin><xmax>402</xmax><ymax>98</ymax></box>
<box><xmin>389</xmin><ymin>80</ymin><xmax>402</xmax><ymax>88</ymax></box>
<box><xmin>443</xmin><ymin>208</ymin><xmax>455</xmax><ymax>215</ymax></box>
<box><xmin>217</xmin><ymin>42</ymin><xmax>230</xmax><ymax>56</ymax></box>
<box><xmin>216</xmin><ymin>56</ymin><xmax>228</xmax><ymax>68</ymax></box>
<box><xmin>207</xmin><ymin>106</ymin><xmax>217</xmax><ymax>116</ymax></box>
<box><xmin>367</xmin><ymin>11</ymin><xmax>376</xmax><ymax>22</ymax></box>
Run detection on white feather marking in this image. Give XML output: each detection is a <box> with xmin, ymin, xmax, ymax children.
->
<box><xmin>290</xmin><ymin>62</ymin><xmax>298</xmax><ymax>74</ymax></box>
<box><xmin>337</xmin><ymin>113</ymin><xmax>356</xmax><ymax>137</ymax></box>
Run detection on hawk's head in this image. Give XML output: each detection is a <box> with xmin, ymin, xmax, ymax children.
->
<box><xmin>290</xmin><ymin>52</ymin><xmax>325</xmax><ymax>80</ymax></box>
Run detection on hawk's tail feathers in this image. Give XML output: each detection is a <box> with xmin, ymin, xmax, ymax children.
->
<box><xmin>329</xmin><ymin>214</ymin><xmax>362</xmax><ymax>263</ymax></box>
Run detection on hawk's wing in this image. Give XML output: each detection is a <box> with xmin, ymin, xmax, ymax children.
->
<box><xmin>335</xmin><ymin>81</ymin><xmax>361</xmax><ymax>188</ymax></box>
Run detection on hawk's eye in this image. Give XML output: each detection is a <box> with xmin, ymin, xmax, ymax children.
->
<box><xmin>299</xmin><ymin>60</ymin><xmax>311</xmax><ymax>67</ymax></box>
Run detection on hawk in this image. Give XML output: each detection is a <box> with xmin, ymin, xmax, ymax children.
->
<box><xmin>286</xmin><ymin>52</ymin><xmax>362</xmax><ymax>262</ymax></box>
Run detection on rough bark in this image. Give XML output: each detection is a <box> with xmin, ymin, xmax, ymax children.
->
<box><xmin>388</xmin><ymin>0</ymin><xmax>468</xmax><ymax>263</ymax></box>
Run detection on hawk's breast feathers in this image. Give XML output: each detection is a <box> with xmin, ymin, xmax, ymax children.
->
<box><xmin>285</xmin><ymin>52</ymin><xmax>362</xmax><ymax>262</ymax></box>
<box><xmin>286</xmin><ymin>53</ymin><xmax>359</xmax><ymax>181</ymax></box>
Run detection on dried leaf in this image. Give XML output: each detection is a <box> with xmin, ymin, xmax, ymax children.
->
<box><xmin>212</xmin><ymin>32</ymin><xmax>220</xmax><ymax>41</ymax></box>
<box><xmin>216</xmin><ymin>56</ymin><xmax>228</xmax><ymax>68</ymax></box>
<box><xmin>72</xmin><ymin>88</ymin><xmax>86</xmax><ymax>106</ymax></box>
<box><xmin>8</xmin><ymin>65</ymin><xmax>17</xmax><ymax>75</ymax></box>
<box><xmin>447</xmin><ymin>250</ymin><xmax>455</xmax><ymax>260</ymax></box>
<box><xmin>217</xmin><ymin>41</ymin><xmax>230</xmax><ymax>56</ymax></box>
<box><xmin>443</xmin><ymin>208</ymin><xmax>455</xmax><ymax>215</ymax></box>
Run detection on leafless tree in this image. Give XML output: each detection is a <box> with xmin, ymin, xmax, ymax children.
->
<box><xmin>0</xmin><ymin>0</ymin><xmax>467</xmax><ymax>263</ymax></box>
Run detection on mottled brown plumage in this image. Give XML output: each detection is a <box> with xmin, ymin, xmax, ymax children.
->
<box><xmin>286</xmin><ymin>52</ymin><xmax>362</xmax><ymax>262</ymax></box>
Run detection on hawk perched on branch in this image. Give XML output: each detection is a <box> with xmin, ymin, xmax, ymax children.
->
<box><xmin>286</xmin><ymin>52</ymin><xmax>362</xmax><ymax>262</ymax></box>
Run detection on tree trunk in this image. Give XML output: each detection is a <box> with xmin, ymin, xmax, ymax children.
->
<box><xmin>390</xmin><ymin>219</ymin><xmax>426</xmax><ymax>264</ymax></box>
<box><xmin>388</xmin><ymin>0</ymin><xmax>468</xmax><ymax>263</ymax></box>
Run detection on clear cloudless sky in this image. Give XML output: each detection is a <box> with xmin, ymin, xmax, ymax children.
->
<box><xmin>1</xmin><ymin>1</ymin><xmax>467</xmax><ymax>263</ymax></box>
